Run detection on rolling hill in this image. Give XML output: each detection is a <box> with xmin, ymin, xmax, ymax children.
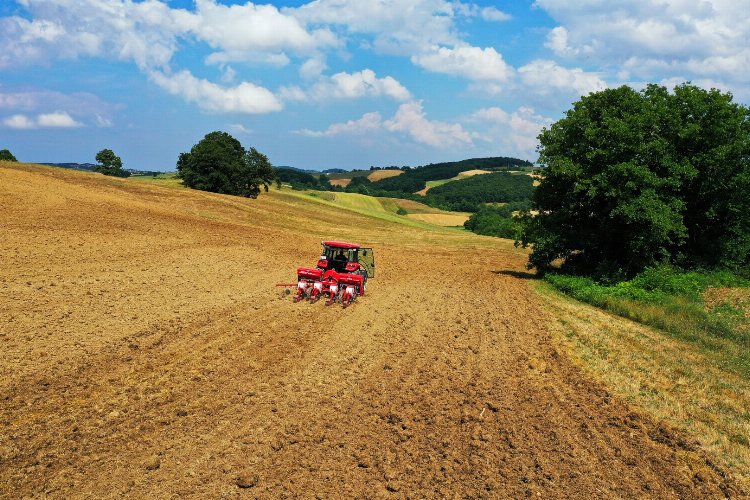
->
<box><xmin>0</xmin><ymin>161</ymin><xmax>743</xmax><ymax>497</ymax></box>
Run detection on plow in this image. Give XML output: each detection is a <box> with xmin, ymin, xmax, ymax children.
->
<box><xmin>277</xmin><ymin>241</ymin><xmax>375</xmax><ymax>308</ymax></box>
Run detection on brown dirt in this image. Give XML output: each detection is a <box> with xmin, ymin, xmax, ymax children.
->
<box><xmin>0</xmin><ymin>163</ymin><xmax>741</xmax><ymax>498</ymax></box>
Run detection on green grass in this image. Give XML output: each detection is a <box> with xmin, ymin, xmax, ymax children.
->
<box><xmin>544</xmin><ymin>267</ymin><xmax>750</xmax><ymax>375</ymax></box>
<box><xmin>536</xmin><ymin>282</ymin><xmax>750</xmax><ymax>487</ymax></box>
<box><xmin>424</xmin><ymin>179</ymin><xmax>453</xmax><ymax>189</ymax></box>
<box><xmin>282</xmin><ymin>189</ymin><xmax>462</xmax><ymax>231</ymax></box>
<box><xmin>129</xmin><ymin>173</ymin><xmax>184</xmax><ymax>188</ymax></box>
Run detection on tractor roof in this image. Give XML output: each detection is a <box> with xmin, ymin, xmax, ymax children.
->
<box><xmin>322</xmin><ymin>241</ymin><xmax>360</xmax><ymax>249</ymax></box>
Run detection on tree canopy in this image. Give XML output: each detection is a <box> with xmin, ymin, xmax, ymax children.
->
<box><xmin>0</xmin><ymin>149</ymin><xmax>18</xmax><ymax>162</ymax></box>
<box><xmin>177</xmin><ymin>131</ymin><xmax>275</xmax><ymax>198</ymax></box>
<box><xmin>95</xmin><ymin>149</ymin><xmax>129</xmax><ymax>177</ymax></box>
<box><xmin>519</xmin><ymin>83</ymin><xmax>750</xmax><ymax>277</ymax></box>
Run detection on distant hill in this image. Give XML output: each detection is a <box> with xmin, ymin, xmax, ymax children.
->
<box><xmin>372</xmin><ymin>156</ymin><xmax>533</xmax><ymax>193</ymax></box>
<box><xmin>41</xmin><ymin>162</ymin><xmax>97</xmax><ymax>172</ymax></box>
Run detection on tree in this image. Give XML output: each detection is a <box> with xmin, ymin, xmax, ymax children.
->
<box><xmin>519</xmin><ymin>83</ymin><xmax>750</xmax><ymax>277</ymax></box>
<box><xmin>0</xmin><ymin>149</ymin><xmax>18</xmax><ymax>162</ymax></box>
<box><xmin>95</xmin><ymin>149</ymin><xmax>129</xmax><ymax>177</ymax></box>
<box><xmin>176</xmin><ymin>131</ymin><xmax>275</xmax><ymax>198</ymax></box>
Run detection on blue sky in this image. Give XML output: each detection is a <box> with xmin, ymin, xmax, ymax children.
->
<box><xmin>1</xmin><ymin>0</ymin><xmax>749</xmax><ymax>171</ymax></box>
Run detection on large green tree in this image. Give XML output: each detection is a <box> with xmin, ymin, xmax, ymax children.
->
<box><xmin>177</xmin><ymin>131</ymin><xmax>275</xmax><ymax>198</ymax></box>
<box><xmin>0</xmin><ymin>149</ymin><xmax>18</xmax><ymax>162</ymax></box>
<box><xmin>519</xmin><ymin>83</ymin><xmax>750</xmax><ymax>277</ymax></box>
<box><xmin>95</xmin><ymin>149</ymin><xmax>130</xmax><ymax>177</ymax></box>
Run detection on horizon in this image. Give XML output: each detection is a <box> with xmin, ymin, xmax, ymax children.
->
<box><xmin>2</xmin><ymin>0</ymin><xmax>749</xmax><ymax>171</ymax></box>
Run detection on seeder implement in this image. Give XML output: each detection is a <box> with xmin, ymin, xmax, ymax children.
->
<box><xmin>278</xmin><ymin>241</ymin><xmax>375</xmax><ymax>308</ymax></box>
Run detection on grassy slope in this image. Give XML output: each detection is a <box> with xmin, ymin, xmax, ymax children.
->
<box><xmin>537</xmin><ymin>283</ymin><xmax>750</xmax><ymax>488</ymax></box>
<box><xmin>126</xmin><ymin>172</ymin><xmax>469</xmax><ymax>228</ymax></box>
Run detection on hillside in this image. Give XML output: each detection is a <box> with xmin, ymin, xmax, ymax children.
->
<box><xmin>0</xmin><ymin>162</ymin><xmax>742</xmax><ymax>497</ymax></box>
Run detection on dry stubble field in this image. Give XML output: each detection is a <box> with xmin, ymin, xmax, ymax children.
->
<box><xmin>0</xmin><ymin>163</ymin><xmax>743</xmax><ymax>497</ymax></box>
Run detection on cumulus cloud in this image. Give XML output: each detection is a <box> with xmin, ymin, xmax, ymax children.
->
<box><xmin>290</xmin><ymin>0</ymin><xmax>461</xmax><ymax>55</ymax></box>
<box><xmin>193</xmin><ymin>0</ymin><xmax>338</xmax><ymax>65</ymax></box>
<box><xmin>384</xmin><ymin>101</ymin><xmax>473</xmax><ymax>148</ymax></box>
<box><xmin>481</xmin><ymin>7</ymin><xmax>511</xmax><ymax>22</ymax></box>
<box><xmin>3</xmin><ymin>114</ymin><xmax>36</xmax><ymax>129</ymax></box>
<box><xmin>280</xmin><ymin>69</ymin><xmax>411</xmax><ymax>102</ymax></box>
<box><xmin>296</xmin><ymin>111</ymin><xmax>383</xmax><ymax>137</ymax></box>
<box><xmin>149</xmin><ymin>70</ymin><xmax>283</xmax><ymax>114</ymax></box>
<box><xmin>3</xmin><ymin>111</ymin><xmax>82</xmax><ymax>129</ymax></box>
<box><xmin>536</xmin><ymin>0</ymin><xmax>750</xmax><ymax>93</ymax></box>
<box><xmin>518</xmin><ymin>60</ymin><xmax>607</xmax><ymax>96</ymax></box>
<box><xmin>412</xmin><ymin>45</ymin><xmax>512</xmax><ymax>81</ymax></box>
<box><xmin>297</xmin><ymin>101</ymin><xmax>473</xmax><ymax>148</ymax></box>
<box><xmin>468</xmin><ymin>106</ymin><xmax>552</xmax><ymax>159</ymax></box>
<box><xmin>0</xmin><ymin>87</ymin><xmax>116</xmax><ymax>127</ymax></box>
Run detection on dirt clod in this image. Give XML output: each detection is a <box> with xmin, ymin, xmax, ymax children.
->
<box><xmin>144</xmin><ymin>457</ymin><xmax>160</xmax><ymax>471</ymax></box>
<box><xmin>235</xmin><ymin>472</ymin><xmax>259</xmax><ymax>488</ymax></box>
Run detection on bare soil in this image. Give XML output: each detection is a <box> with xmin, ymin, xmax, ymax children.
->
<box><xmin>0</xmin><ymin>163</ymin><xmax>741</xmax><ymax>497</ymax></box>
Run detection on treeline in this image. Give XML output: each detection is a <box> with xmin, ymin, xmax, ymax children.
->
<box><xmin>343</xmin><ymin>172</ymin><xmax>534</xmax><ymax>212</ymax></box>
<box><xmin>276</xmin><ymin>167</ymin><xmax>333</xmax><ymax>190</ymax></box>
<box><xmin>373</xmin><ymin>157</ymin><xmax>532</xmax><ymax>193</ymax></box>
<box><xmin>427</xmin><ymin>173</ymin><xmax>534</xmax><ymax>211</ymax></box>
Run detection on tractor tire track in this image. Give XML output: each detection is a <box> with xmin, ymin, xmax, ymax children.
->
<box><xmin>0</xmin><ymin>164</ymin><xmax>741</xmax><ymax>498</ymax></box>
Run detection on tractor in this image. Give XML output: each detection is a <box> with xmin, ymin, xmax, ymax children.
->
<box><xmin>286</xmin><ymin>241</ymin><xmax>375</xmax><ymax>307</ymax></box>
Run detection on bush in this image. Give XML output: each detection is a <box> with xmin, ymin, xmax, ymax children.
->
<box><xmin>429</xmin><ymin>173</ymin><xmax>534</xmax><ymax>211</ymax></box>
<box><xmin>0</xmin><ymin>149</ymin><xmax>18</xmax><ymax>162</ymax></box>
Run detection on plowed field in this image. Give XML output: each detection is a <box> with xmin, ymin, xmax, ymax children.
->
<box><xmin>0</xmin><ymin>163</ymin><xmax>741</xmax><ymax>497</ymax></box>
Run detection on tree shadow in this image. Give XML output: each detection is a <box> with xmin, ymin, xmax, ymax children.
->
<box><xmin>492</xmin><ymin>269</ymin><xmax>539</xmax><ymax>280</ymax></box>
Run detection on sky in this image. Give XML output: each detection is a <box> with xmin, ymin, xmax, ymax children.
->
<box><xmin>1</xmin><ymin>0</ymin><xmax>749</xmax><ymax>171</ymax></box>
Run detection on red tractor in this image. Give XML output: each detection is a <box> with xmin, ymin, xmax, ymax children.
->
<box><xmin>291</xmin><ymin>241</ymin><xmax>375</xmax><ymax>307</ymax></box>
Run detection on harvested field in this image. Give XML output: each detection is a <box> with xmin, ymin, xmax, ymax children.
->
<box><xmin>328</xmin><ymin>178</ymin><xmax>350</xmax><ymax>187</ymax></box>
<box><xmin>367</xmin><ymin>170</ymin><xmax>403</xmax><ymax>182</ymax></box>
<box><xmin>406</xmin><ymin>213</ymin><xmax>470</xmax><ymax>226</ymax></box>
<box><xmin>457</xmin><ymin>169</ymin><xmax>492</xmax><ymax>177</ymax></box>
<box><xmin>415</xmin><ymin>169</ymin><xmax>492</xmax><ymax>195</ymax></box>
<box><xmin>0</xmin><ymin>162</ymin><xmax>742</xmax><ymax>497</ymax></box>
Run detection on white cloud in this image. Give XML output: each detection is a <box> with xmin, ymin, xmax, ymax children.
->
<box><xmin>149</xmin><ymin>70</ymin><xmax>283</xmax><ymax>114</ymax></box>
<box><xmin>468</xmin><ymin>106</ymin><xmax>552</xmax><ymax>159</ymax></box>
<box><xmin>296</xmin><ymin>111</ymin><xmax>383</xmax><ymax>137</ymax></box>
<box><xmin>192</xmin><ymin>0</ymin><xmax>338</xmax><ymax>65</ymax></box>
<box><xmin>299</xmin><ymin>57</ymin><xmax>327</xmax><ymax>80</ymax></box>
<box><xmin>290</xmin><ymin>0</ymin><xmax>461</xmax><ymax>55</ymax></box>
<box><xmin>385</xmin><ymin>101</ymin><xmax>473</xmax><ymax>148</ymax></box>
<box><xmin>3</xmin><ymin>111</ymin><xmax>82</xmax><ymax>129</ymax></box>
<box><xmin>280</xmin><ymin>69</ymin><xmax>411</xmax><ymax>102</ymax></box>
<box><xmin>545</xmin><ymin>26</ymin><xmax>590</xmax><ymax>58</ymax></box>
<box><xmin>229</xmin><ymin>123</ymin><xmax>253</xmax><ymax>134</ymax></box>
<box><xmin>37</xmin><ymin>111</ymin><xmax>82</xmax><ymax>128</ymax></box>
<box><xmin>3</xmin><ymin>114</ymin><xmax>36</xmax><ymax>129</ymax></box>
<box><xmin>0</xmin><ymin>88</ymin><xmax>115</xmax><ymax>126</ymax></box>
<box><xmin>412</xmin><ymin>45</ymin><xmax>512</xmax><ymax>81</ymax></box>
<box><xmin>481</xmin><ymin>7</ymin><xmax>511</xmax><ymax>22</ymax></box>
<box><xmin>536</xmin><ymin>0</ymin><xmax>750</xmax><ymax>94</ymax></box>
<box><xmin>518</xmin><ymin>60</ymin><xmax>607</xmax><ymax>96</ymax></box>
<box><xmin>298</xmin><ymin>101</ymin><xmax>473</xmax><ymax>149</ymax></box>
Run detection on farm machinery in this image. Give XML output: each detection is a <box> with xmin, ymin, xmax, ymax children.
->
<box><xmin>278</xmin><ymin>241</ymin><xmax>375</xmax><ymax>308</ymax></box>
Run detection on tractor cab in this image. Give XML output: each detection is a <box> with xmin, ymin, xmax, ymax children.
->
<box><xmin>317</xmin><ymin>241</ymin><xmax>375</xmax><ymax>279</ymax></box>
